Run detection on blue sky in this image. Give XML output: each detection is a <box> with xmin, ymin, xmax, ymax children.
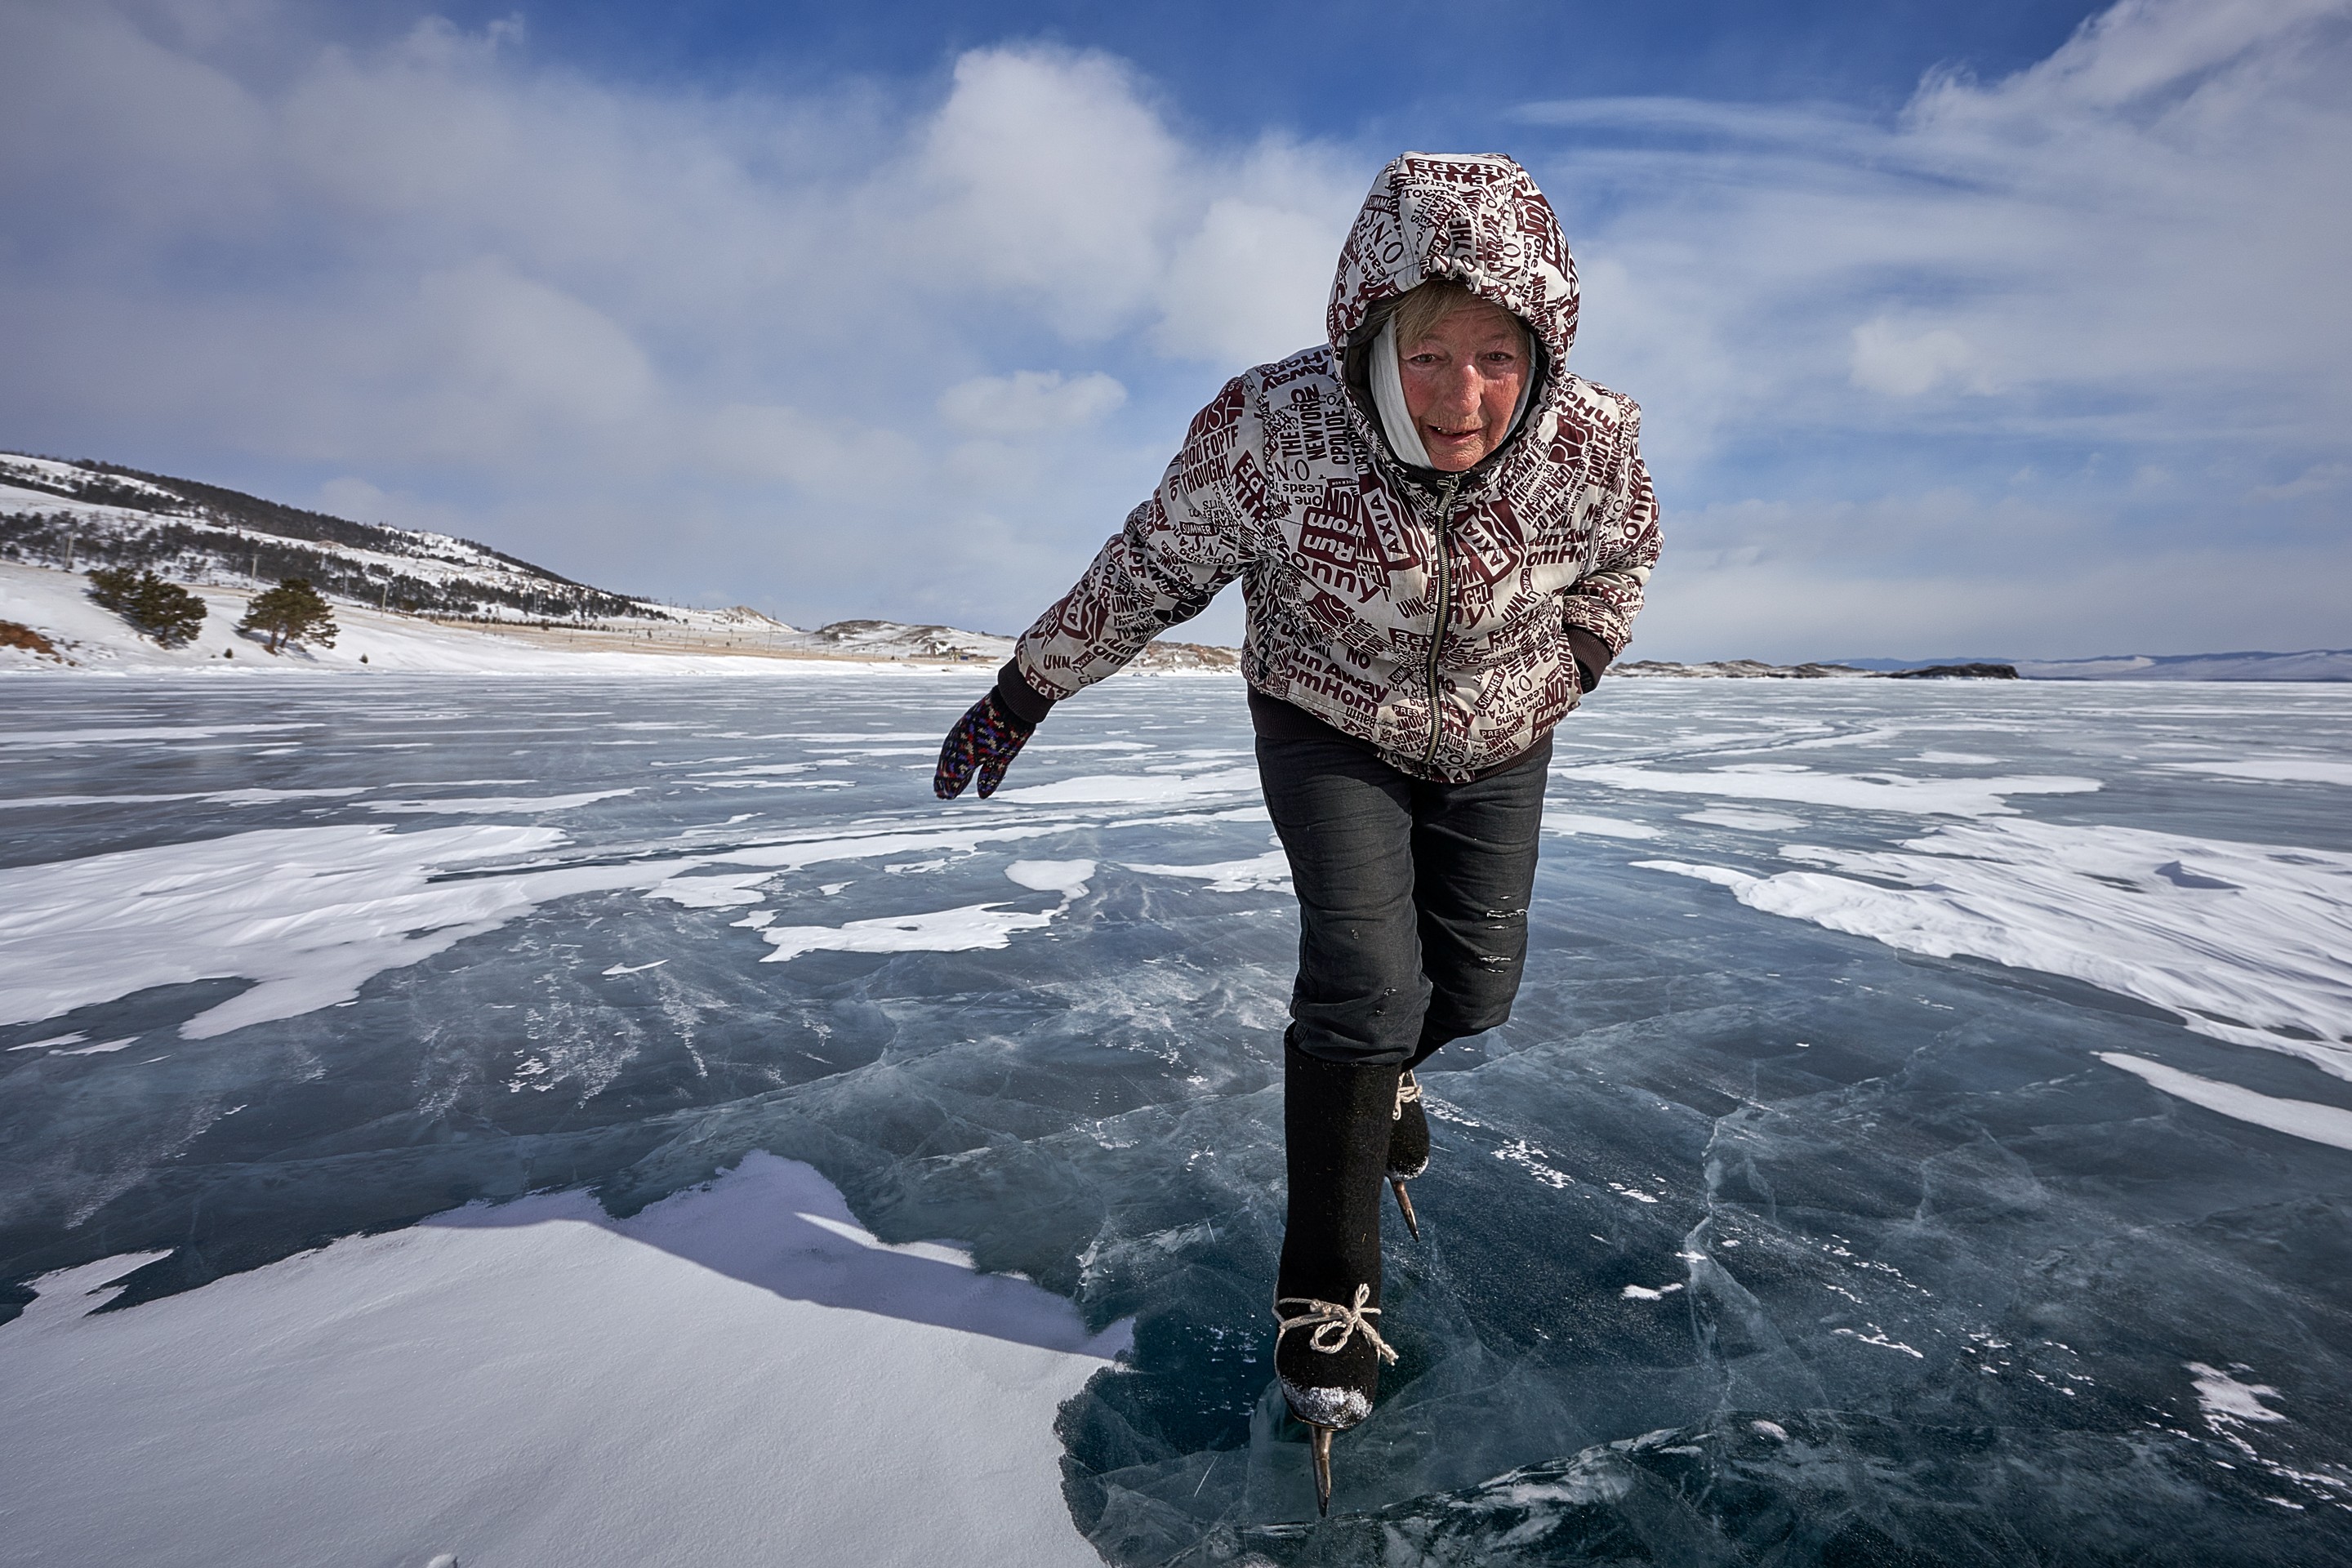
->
<box><xmin>2</xmin><ymin>0</ymin><xmax>2347</xmax><ymax>660</ymax></box>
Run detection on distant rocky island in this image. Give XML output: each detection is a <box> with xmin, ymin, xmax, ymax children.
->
<box><xmin>1614</xmin><ymin>659</ymin><xmax>2018</xmax><ymax>680</ymax></box>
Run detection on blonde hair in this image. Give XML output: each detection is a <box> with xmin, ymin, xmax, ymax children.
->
<box><xmin>1388</xmin><ymin>278</ymin><xmax>1530</xmax><ymax>359</ymax></box>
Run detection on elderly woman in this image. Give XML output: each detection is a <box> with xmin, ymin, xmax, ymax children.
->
<box><xmin>935</xmin><ymin>152</ymin><xmax>1659</xmax><ymax>1513</ymax></box>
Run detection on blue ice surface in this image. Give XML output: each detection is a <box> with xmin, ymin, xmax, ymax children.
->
<box><xmin>2</xmin><ymin>671</ymin><xmax>2350</xmax><ymax>1564</ymax></box>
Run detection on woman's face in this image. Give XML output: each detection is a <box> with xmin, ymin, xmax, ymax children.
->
<box><xmin>1397</xmin><ymin>302</ymin><xmax>1529</xmax><ymax>472</ymax></box>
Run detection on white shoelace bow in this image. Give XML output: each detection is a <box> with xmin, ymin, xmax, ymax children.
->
<box><xmin>1394</xmin><ymin>1071</ymin><xmax>1422</xmax><ymax>1121</ymax></box>
<box><xmin>1274</xmin><ymin>1283</ymin><xmax>1399</xmax><ymax>1364</ymax></box>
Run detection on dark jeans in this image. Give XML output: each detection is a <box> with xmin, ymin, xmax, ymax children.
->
<box><xmin>1257</xmin><ymin>729</ymin><xmax>1552</xmax><ymax>1067</ymax></box>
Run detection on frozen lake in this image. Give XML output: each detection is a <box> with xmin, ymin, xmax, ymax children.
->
<box><xmin>2</xmin><ymin>670</ymin><xmax>2350</xmax><ymax>1565</ymax></box>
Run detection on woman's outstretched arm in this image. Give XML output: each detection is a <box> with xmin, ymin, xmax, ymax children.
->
<box><xmin>1009</xmin><ymin>379</ymin><xmax>1258</xmax><ymax>704</ymax></box>
<box><xmin>934</xmin><ymin>379</ymin><xmax>1256</xmax><ymax>800</ymax></box>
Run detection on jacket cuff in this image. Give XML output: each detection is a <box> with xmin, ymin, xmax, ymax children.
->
<box><xmin>994</xmin><ymin>660</ymin><xmax>1058</xmax><ymax>726</ymax></box>
<box><xmin>1563</xmin><ymin>626</ymin><xmax>1615</xmax><ymax>693</ymax></box>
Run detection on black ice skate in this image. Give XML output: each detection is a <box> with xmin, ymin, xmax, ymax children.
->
<box><xmin>1272</xmin><ymin>1036</ymin><xmax>1401</xmax><ymax>1516</ymax></box>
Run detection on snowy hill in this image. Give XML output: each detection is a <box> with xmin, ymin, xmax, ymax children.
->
<box><xmin>1</xmin><ymin>452</ymin><xmax>660</xmax><ymax>622</ymax></box>
<box><xmin>0</xmin><ymin>560</ymin><xmax>800</xmax><ymax>675</ymax></box>
<box><xmin>0</xmin><ymin>452</ymin><xmax>1238</xmax><ymax>675</ymax></box>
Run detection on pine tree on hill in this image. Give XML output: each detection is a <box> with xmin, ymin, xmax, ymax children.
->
<box><xmin>238</xmin><ymin>577</ymin><xmax>338</xmax><ymax>654</ymax></box>
<box><xmin>86</xmin><ymin>566</ymin><xmax>207</xmax><ymax>647</ymax></box>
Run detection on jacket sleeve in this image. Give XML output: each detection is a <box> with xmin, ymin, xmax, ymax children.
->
<box><xmin>1559</xmin><ymin>412</ymin><xmax>1660</xmax><ymax>666</ymax></box>
<box><xmin>1011</xmin><ymin>380</ymin><xmax>1255</xmax><ymax>704</ymax></box>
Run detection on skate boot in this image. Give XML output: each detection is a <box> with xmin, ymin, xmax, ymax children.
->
<box><xmin>1272</xmin><ymin>1034</ymin><xmax>1400</xmax><ymax>1517</ymax></box>
<box><xmin>1385</xmin><ymin>1070</ymin><xmax>1428</xmax><ymax>1240</ymax></box>
<box><xmin>1385</xmin><ymin>1034</ymin><xmax>1446</xmax><ymax>1239</ymax></box>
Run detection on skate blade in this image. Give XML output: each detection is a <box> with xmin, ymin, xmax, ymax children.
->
<box><xmin>1391</xmin><ymin>1178</ymin><xmax>1421</xmax><ymax>1241</ymax></box>
<box><xmin>1310</xmin><ymin>1423</ymin><xmax>1334</xmax><ymax>1517</ymax></box>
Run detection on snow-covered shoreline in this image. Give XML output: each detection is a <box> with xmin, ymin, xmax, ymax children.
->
<box><xmin>0</xmin><ymin>560</ymin><xmax>1238</xmax><ymax>680</ymax></box>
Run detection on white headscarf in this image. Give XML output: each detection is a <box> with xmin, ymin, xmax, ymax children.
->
<box><xmin>1371</xmin><ymin>318</ymin><xmax>1435</xmax><ymax>469</ymax></box>
<box><xmin>1370</xmin><ymin>314</ymin><xmax>1537</xmax><ymax>471</ymax></box>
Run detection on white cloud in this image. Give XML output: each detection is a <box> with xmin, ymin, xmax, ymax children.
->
<box><xmin>937</xmin><ymin>371</ymin><xmax>1126</xmax><ymax>438</ymax></box>
<box><xmin>911</xmin><ymin>48</ymin><xmax>1184</xmax><ymax>338</ymax></box>
<box><xmin>0</xmin><ymin>9</ymin><xmax>1356</xmax><ymax>632</ymax></box>
<box><xmin>1516</xmin><ymin>0</ymin><xmax>2352</xmax><ymax>656</ymax></box>
<box><xmin>1848</xmin><ymin>319</ymin><xmax>1991</xmax><ymax>399</ymax></box>
<box><xmin>313</xmin><ymin>475</ymin><xmax>467</xmax><ymax>537</ymax></box>
<box><xmin>1530</xmin><ymin>0</ymin><xmax>2352</xmax><ymax>456</ymax></box>
<box><xmin>406</xmin><ymin>259</ymin><xmax>661</xmax><ymax>455</ymax></box>
<box><xmin>699</xmin><ymin>405</ymin><xmax>926</xmax><ymax>496</ymax></box>
<box><xmin>2252</xmin><ymin>462</ymin><xmax>2350</xmax><ymax>501</ymax></box>
<box><xmin>0</xmin><ymin>0</ymin><xmax>2342</xmax><ymax>661</ymax></box>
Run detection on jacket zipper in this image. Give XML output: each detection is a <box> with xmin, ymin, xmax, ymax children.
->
<box><xmin>1422</xmin><ymin>474</ymin><xmax>1462</xmax><ymax>768</ymax></box>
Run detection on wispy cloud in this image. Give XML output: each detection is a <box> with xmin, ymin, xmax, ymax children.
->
<box><xmin>0</xmin><ymin>0</ymin><xmax>2345</xmax><ymax>658</ymax></box>
<box><xmin>0</xmin><ymin>7</ymin><xmax>1360</xmax><ymax>628</ymax></box>
<box><xmin>1515</xmin><ymin>0</ymin><xmax>2352</xmax><ymax>655</ymax></box>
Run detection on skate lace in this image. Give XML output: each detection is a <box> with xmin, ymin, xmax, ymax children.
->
<box><xmin>1393</xmin><ymin>1071</ymin><xmax>1422</xmax><ymax>1122</ymax></box>
<box><xmin>1273</xmin><ymin>1284</ymin><xmax>1399</xmax><ymax>1364</ymax></box>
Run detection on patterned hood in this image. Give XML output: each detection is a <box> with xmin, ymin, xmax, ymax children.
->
<box><xmin>1325</xmin><ymin>153</ymin><xmax>1579</xmax><ymax>372</ymax></box>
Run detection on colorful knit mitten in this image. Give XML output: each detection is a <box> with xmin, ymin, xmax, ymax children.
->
<box><xmin>933</xmin><ymin>690</ymin><xmax>1036</xmax><ymax>800</ymax></box>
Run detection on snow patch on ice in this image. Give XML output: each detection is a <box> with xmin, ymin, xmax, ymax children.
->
<box><xmin>1638</xmin><ymin>821</ymin><xmax>2352</xmax><ymax>1079</ymax></box>
<box><xmin>1494</xmin><ymin>1138</ymin><xmax>1577</xmax><ymax>1189</ymax></box>
<box><xmin>760</xmin><ymin>903</ymin><xmax>1065</xmax><ymax>963</ymax></box>
<box><xmin>8</xmin><ymin>1033</ymin><xmax>86</xmax><ymax>1051</ymax></box>
<box><xmin>1834</xmin><ymin>1326</ymin><xmax>1926</xmax><ymax>1358</ymax></box>
<box><xmin>684</xmin><ymin>763</ymin><xmax>814</xmax><ymax>777</ymax></box>
<box><xmin>1005</xmin><ymin>859</ymin><xmax>1096</xmax><ymax>896</ymax></box>
<box><xmin>0</xmin><ymin>786</ymin><xmax>366</xmax><ymax>810</ymax></box>
<box><xmin>1682</xmin><ymin>808</ymin><xmax>1806</xmax><ymax>831</ymax></box>
<box><xmin>0</xmin><ymin>823</ymin><xmax>753</xmax><ymax>1038</ymax></box>
<box><xmin>2098</xmin><ymin>1054</ymin><xmax>2352</xmax><ymax>1152</ymax></box>
<box><xmin>706</xmin><ymin>822</ymin><xmax>1072</xmax><ymax>875</ymax></box>
<box><xmin>989</xmin><ymin>767</ymin><xmax>1259</xmax><ymax>805</ymax></box>
<box><xmin>1564</xmin><ymin>762</ymin><xmax>2099</xmax><ymax>817</ymax></box>
<box><xmin>1634</xmin><ymin>860</ymin><xmax>1757</xmax><ymax>893</ymax></box>
<box><xmin>53</xmin><ymin>1036</ymin><xmax>140</xmax><ymax>1056</ymax></box>
<box><xmin>1124</xmin><ymin>850</ymin><xmax>1293</xmax><ymax>893</ymax></box>
<box><xmin>2185</xmin><ymin>1362</ymin><xmax>2288</xmax><ymax>1432</ymax></box>
<box><xmin>1542</xmin><ymin>811</ymin><xmax>1662</xmax><ymax>840</ymax></box>
<box><xmin>366</xmin><ymin>789</ymin><xmax>636</xmax><ymax>814</ymax></box>
<box><xmin>0</xmin><ymin>723</ymin><xmax>309</xmax><ymax>746</ymax></box>
<box><xmin>644</xmin><ymin>872</ymin><xmax>776</xmax><ymax>908</ymax></box>
<box><xmin>2158</xmin><ymin>760</ymin><xmax>2352</xmax><ymax>787</ymax></box>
